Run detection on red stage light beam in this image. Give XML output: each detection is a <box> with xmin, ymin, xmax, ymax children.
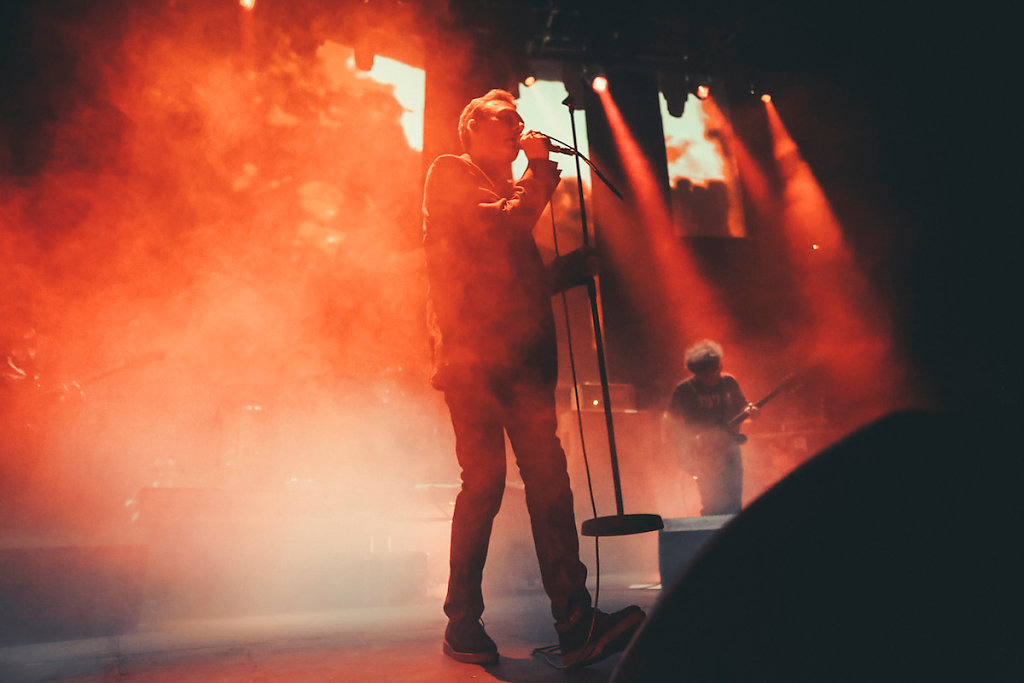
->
<box><xmin>594</xmin><ymin>86</ymin><xmax>733</xmax><ymax>347</ymax></box>
<box><xmin>762</xmin><ymin>98</ymin><xmax>914</xmax><ymax>418</ymax></box>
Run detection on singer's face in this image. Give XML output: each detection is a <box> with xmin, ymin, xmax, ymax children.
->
<box><xmin>470</xmin><ymin>100</ymin><xmax>525</xmax><ymax>166</ymax></box>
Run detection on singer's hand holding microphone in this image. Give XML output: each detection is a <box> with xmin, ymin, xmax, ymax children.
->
<box><xmin>520</xmin><ymin>130</ymin><xmax>576</xmax><ymax>159</ymax></box>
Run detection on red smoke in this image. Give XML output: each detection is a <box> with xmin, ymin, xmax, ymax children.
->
<box><xmin>760</xmin><ymin>99</ymin><xmax>915</xmax><ymax>422</ymax></box>
<box><xmin>1</xmin><ymin>2</ymin><xmax>448</xmax><ymax>553</ymax></box>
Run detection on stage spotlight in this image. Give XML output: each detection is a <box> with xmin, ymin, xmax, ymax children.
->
<box><xmin>684</xmin><ymin>75</ymin><xmax>711</xmax><ymax>100</ymax></box>
<box><xmin>761</xmin><ymin>93</ymin><xmax>773</xmax><ymax>103</ymax></box>
<box><xmin>583</xmin><ymin>64</ymin><xmax>608</xmax><ymax>93</ymax></box>
<box><xmin>523</xmin><ymin>75</ymin><xmax>537</xmax><ymax>87</ymax></box>
<box><xmin>239</xmin><ymin>0</ymin><xmax>255</xmax><ymax>8</ymax></box>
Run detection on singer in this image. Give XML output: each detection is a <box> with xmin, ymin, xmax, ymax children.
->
<box><xmin>422</xmin><ymin>88</ymin><xmax>643</xmax><ymax>669</ymax></box>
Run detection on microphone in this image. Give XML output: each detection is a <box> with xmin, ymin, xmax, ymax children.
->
<box><xmin>526</xmin><ymin>130</ymin><xmax>578</xmax><ymax>156</ymax></box>
<box><xmin>546</xmin><ymin>140</ymin><xmax>577</xmax><ymax>156</ymax></box>
<box><xmin>539</xmin><ymin>133</ymin><xmax>577</xmax><ymax>156</ymax></box>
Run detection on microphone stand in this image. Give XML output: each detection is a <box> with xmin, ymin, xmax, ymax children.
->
<box><xmin>563</xmin><ymin>97</ymin><xmax>663</xmax><ymax>538</ymax></box>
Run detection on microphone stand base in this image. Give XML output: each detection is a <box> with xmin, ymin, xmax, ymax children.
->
<box><xmin>581</xmin><ymin>513</ymin><xmax>664</xmax><ymax>537</ymax></box>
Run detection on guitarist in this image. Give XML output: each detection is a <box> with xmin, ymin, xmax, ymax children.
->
<box><xmin>667</xmin><ymin>340</ymin><xmax>758</xmax><ymax>516</ymax></box>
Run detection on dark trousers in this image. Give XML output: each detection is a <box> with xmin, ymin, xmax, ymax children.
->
<box><xmin>695</xmin><ymin>446</ymin><xmax>743</xmax><ymax>516</ymax></box>
<box><xmin>442</xmin><ymin>373</ymin><xmax>590</xmax><ymax>626</ymax></box>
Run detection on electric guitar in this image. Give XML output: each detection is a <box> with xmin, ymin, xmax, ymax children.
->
<box><xmin>675</xmin><ymin>371</ymin><xmax>803</xmax><ymax>458</ymax></box>
<box><xmin>727</xmin><ymin>371</ymin><xmax>803</xmax><ymax>431</ymax></box>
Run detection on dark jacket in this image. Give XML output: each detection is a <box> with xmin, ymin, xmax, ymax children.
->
<box><xmin>422</xmin><ymin>153</ymin><xmax>566</xmax><ymax>389</ymax></box>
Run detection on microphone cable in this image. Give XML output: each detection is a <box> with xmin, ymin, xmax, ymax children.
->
<box><xmin>531</xmin><ymin>188</ymin><xmax>603</xmax><ymax>670</ymax></box>
<box><xmin>537</xmin><ymin>132</ymin><xmax>624</xmax><ymax>201</ymax></box>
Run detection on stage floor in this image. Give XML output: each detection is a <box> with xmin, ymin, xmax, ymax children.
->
<box><xmin>0</xmin><ymin>581</ymin><xmax>661</xmax><ymax>682</ymax></box>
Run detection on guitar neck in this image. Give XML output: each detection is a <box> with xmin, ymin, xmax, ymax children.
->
<box><xmin>727</xmin><ymin>374</ymin><xmax>798</xmax><ymax>429</ymax></box>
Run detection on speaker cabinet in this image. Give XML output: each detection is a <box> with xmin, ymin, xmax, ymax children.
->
<box><xmin>657</xmin><ymin>515</ymin><xmax>734</xmax><ymax>586</ymax></box>
<box><xmin>0</xmin><ymin>545</ymin><xmax>146</xmax><ymax>645</ymax></box>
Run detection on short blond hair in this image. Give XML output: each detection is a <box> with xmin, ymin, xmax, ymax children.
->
<box><xmin>458</xmin><ymin>89</ymin><xmax>516</xmax><ymax>151</ymax></box>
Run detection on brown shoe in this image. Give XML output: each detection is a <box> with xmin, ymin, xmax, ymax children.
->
<box><xmin>557</xmin><ymin>605</ymin><xmax>645</xmax><ymax>669</ymax></box>
<box><xmin>443</xmin><ymin>619</ymin><xmax>499</xmax><ymax>665</ymax></box>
